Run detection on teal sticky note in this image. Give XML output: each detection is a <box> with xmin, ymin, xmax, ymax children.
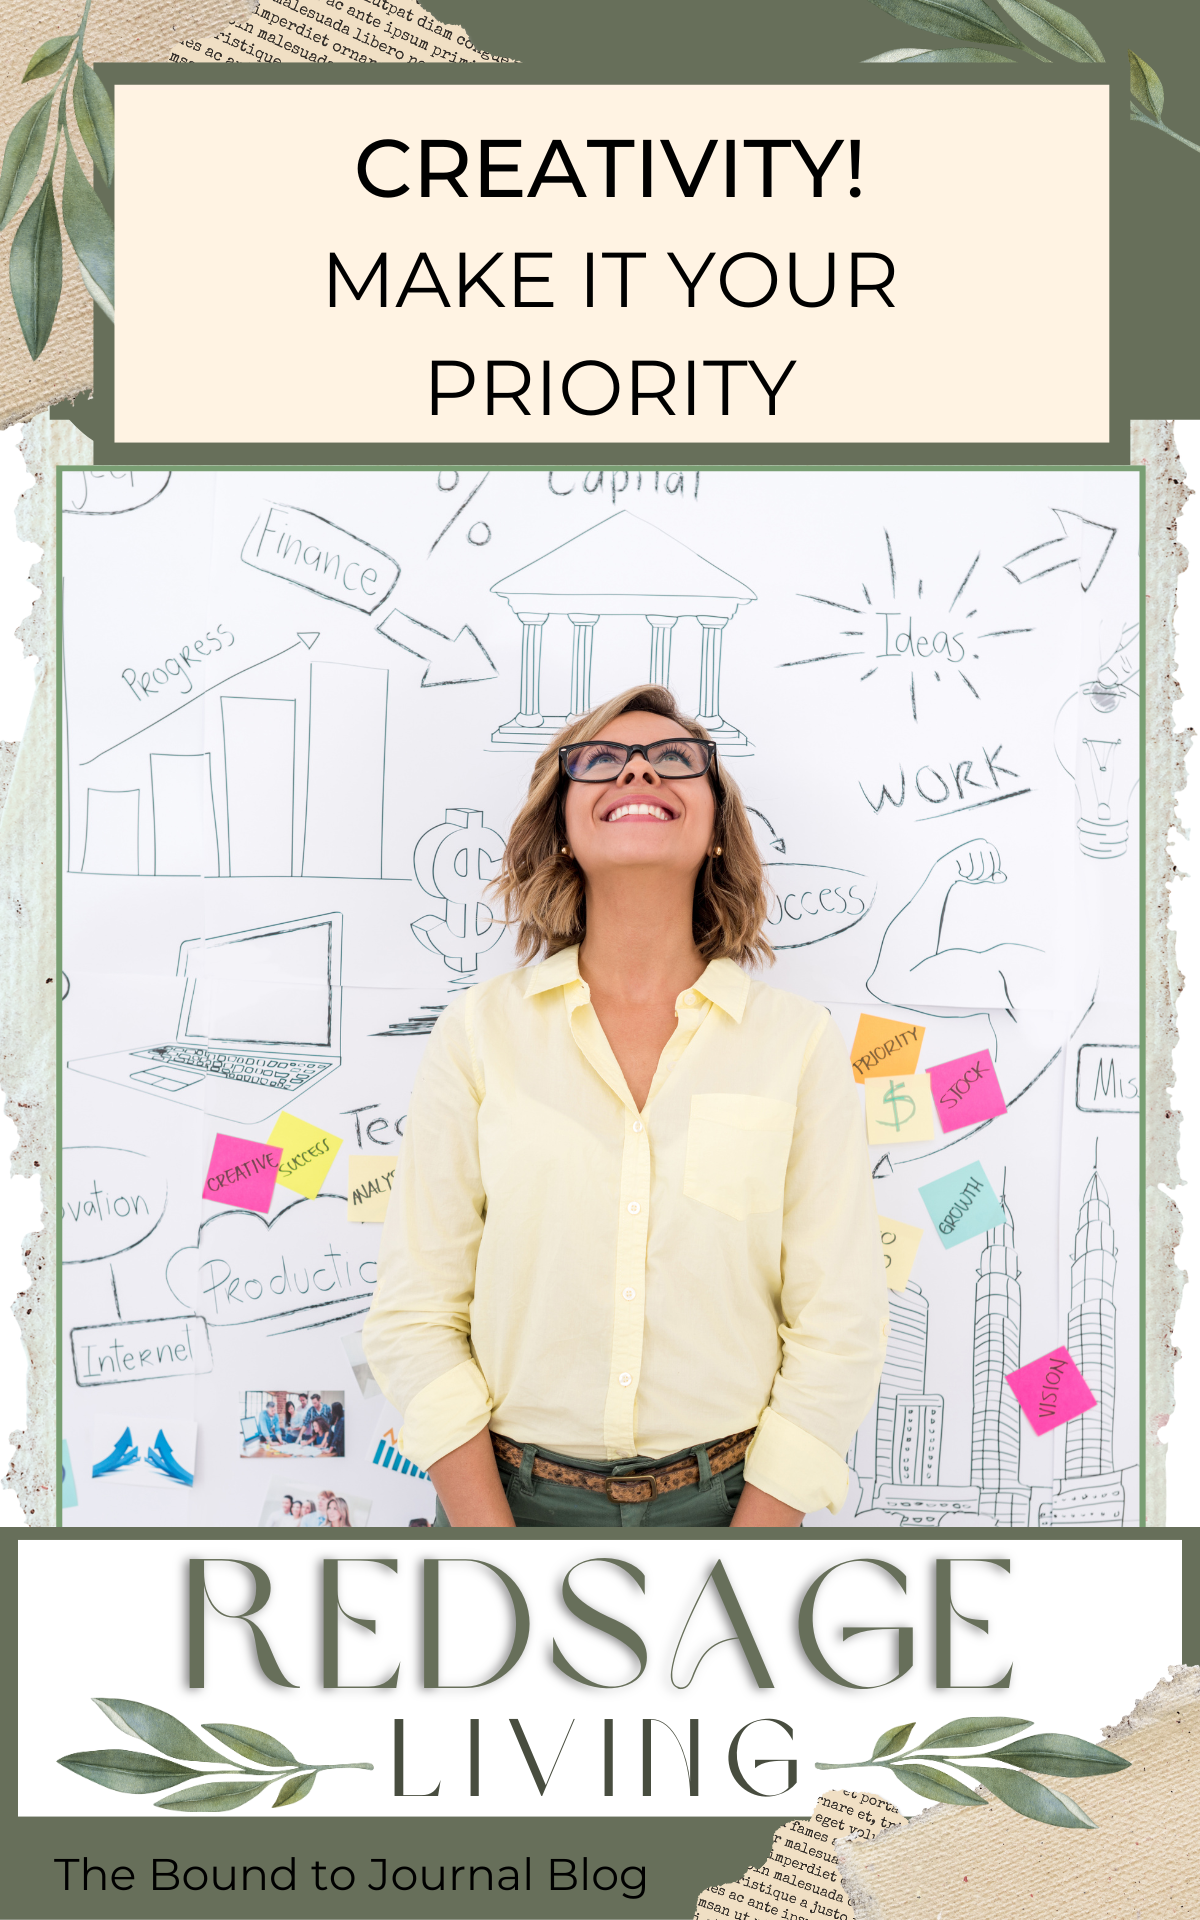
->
<box><xmin>918</xmin><ymin>1160</ymin><xmax>1006</xmax><ymax>1248</ymax></box>
<box><xmin>62</xmin><ymin>1440</ymin><xmax>78</xmax><ymax>1509</ymax></box>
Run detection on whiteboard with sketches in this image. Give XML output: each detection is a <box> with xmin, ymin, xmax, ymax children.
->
<box><xmin>60</xmin><ymin>466</ymin><xmax>1142</xmax><ymax>1528</ymax></box>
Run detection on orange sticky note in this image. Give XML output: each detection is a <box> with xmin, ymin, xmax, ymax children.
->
<box><xmin>850</xmin><ymin>1013</ymin><xmax>925</xmax><ymax>1083</ymax></box>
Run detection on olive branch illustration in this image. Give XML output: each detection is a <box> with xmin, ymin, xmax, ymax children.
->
<box><xmin>816</xmin><ymin>1713</ymin><xmax>1129</xmax><ymax>1828</ymax></box>
<box><xmin>59</xmin><ymin>1699</ymin><xmax>373</xmax><ymax>1812</ymax></box>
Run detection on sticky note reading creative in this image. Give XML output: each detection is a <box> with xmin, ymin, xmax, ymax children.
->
<box><xmin>850</xmin><ymin>1013</ymin><xmax>925</xmax><ymax>1083</ymax></box>
<box><xmin>918</xmin><ymin>1159</ymin><xmax>1006</xmax><ymax>1247</ymax></box>
<box><xmin>268</xmin><ymin>1110</ymin><xmax>343</xmax><ymax>1199</ymax></box>
<box><xmin>864</xmin><ymin>1072</ymin><xmax>936</xmax><ymax>1144</ymax></box>
<box><xmin>929</xmin><ymin>1049</ymin><xmax>1007</xmax><ymax>1134</ymax></box>
<box><xmin>877</xmin><ymin>1216</ymin><xmax>923</xmax><ymax>1292</ymax></box>
<box><xmin>1006</xmin><ymin>1345</ymin><xmax>1096</xmax><ymax>1434</ymax></box>
<box><xmin>202</xmin><ymin>1134</ymin><xmax>280</xmax><ymax>1213</ymax></box>
<box><xmin>348</xmin><ymin>1155</ymin><xmax>398</xmax><ymax>1223</ymax></box>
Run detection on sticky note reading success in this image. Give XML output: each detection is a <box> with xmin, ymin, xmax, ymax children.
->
<box><xmin>918</xmin><ymin>1159</ymin><xmax>1006</xmax><ymax>1247</ymax></box>
<box><xmin>1006</xmin><ymin>1345</ymin><xmax>1096</xmax><ymax>1434</ymax></box>
<box><xmin>850</xmin><ymin>1013</ymin><xmax>925</xmax><ymax>1083</ymax></box>
<box><xmin>202</xmin><ymin>1134</ymin><xmax>280</xmax><ymax>1213</ymax></box>
<box><xmin>348</xmin><ymin>1155</ymin><xmax>397</xmax><ymax>1223</ymax></box>
<box><xmin>268</xmin><ymin>1111</ymin><xmax>343</xmax><ymax>1199</ymax></box>
<box><xmin>929</xmin><ymin>1049</ymin><xmax>1007</xmax><ymax>1134</ymax></box>
<box><xmin>877</xmin><ymin>1216</ymin><xmax>923</xmax><ymax>1291</ymax></box>
<box><xmin>864</xmin><ymin>1072</ymin><xmax>936</xmax><ymax>1144</ymax></box>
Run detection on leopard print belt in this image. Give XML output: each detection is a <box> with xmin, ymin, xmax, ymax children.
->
<box><xmin>490</xmin><ymin>1428</ymin><xmax>756</xmax><ymax>1504</ymax></box>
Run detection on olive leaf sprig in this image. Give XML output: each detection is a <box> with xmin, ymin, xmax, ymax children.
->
<box><xmin>1</xmin><ymin>0</ymin><xmax>114</xmax><ymax>361</ymax></box>
<box><xmin>1128</xmin><ymin>51</ymin><xmax>1200</xmax><ymax>156</ymax></box>
<box><xmin>861</xmin><ymin>0</ymin><xmax>1105</xmax><ymax>66</ymax></box>
<box><xmin>58</xmin><ymin>1698</ymin><xmax>373</xmax><ymax>1812</ymax></box>
<box><xmin>815</xmin><ymin>1713</ymin><xmax>1129</xmax><ymax>1828</ymax></box>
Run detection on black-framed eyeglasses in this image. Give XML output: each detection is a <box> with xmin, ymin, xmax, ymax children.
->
<box><xmin>559</xmin><ymin>737</ymin><xmax>718</xmax><ymax>782</ymax></box>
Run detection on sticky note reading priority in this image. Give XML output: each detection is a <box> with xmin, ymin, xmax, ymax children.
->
<box><xmin>864</xmin><ymin>1072</ymin><xmax>936</xmax><ymax>1144</ymax></box>
<box><xmin>877</xmin><ymin>1216</ymin><xmax>923</xmax><ymax>1292</ymax></box>
<box><xmin>929</xmin><ymin>1049</ymin><xmax>1008</xmax><ymax>1134</ymax></box>
<box><xmin>918</xmin><ymin>1159</ymin><xmax>1006</xmax><ymax>1248</ymax></box>
<box><xmin>268</xmin><ymin>1110</ymin><xmax>343</xmax><ymax>1199</ymax></box>
<box><xmin>202</xmin><ymin>1134</ymin><xmax>280</xmax><ymax>1213</ymax></box>
<box><xmin>348</xmin><ymin>1155</ymin><xmax>398</xmax><ymax>1222</ymax></box>
<box><xmin>1006</xmin><ymin>1345</ymin><xmax>1096</xmax><ymax>1435</ymax></box>
<box><xmin>850</xmin><ymin>1013</ymin><xmax>925</xmax><ymax>1083</ymax></box>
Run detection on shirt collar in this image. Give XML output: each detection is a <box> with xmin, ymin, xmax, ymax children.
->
<box><xmin>523</xmin><ymin>945</ymin><xmax>748</xmax><ymax>1023</ymax></box>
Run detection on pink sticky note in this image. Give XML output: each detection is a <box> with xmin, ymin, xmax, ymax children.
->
<box><xmin>929</xmin><ymin>1049</ymin><xmax>1007</xmax><ymax>1133</ymax></box>
<box><xmin>202</xmin><ymin>1134</ymin><xmax>281</xmax><ymax>1213</ymax></box>
<box><xmin>1005</xmin><ymin>1346</ymin><xmax>1096</xmax><ymax>1435</ymax></box>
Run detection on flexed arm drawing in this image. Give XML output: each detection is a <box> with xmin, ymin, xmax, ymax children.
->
<box><xmin>867</xmin><ymin>840</ymin><xmax>1043</xmax><ymax>1026</ymax></box>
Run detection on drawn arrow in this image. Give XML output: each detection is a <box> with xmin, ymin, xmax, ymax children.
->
<box><xmin>1004</xmin><ymin>509</ymin><xmax>1116</xmax><ymax>592</ymax></box>
<box><xmin>376</xmin><ymin>608</ymin><xmax>497</xmax><ymax>687</ymax></box>
<box><xmin>297</xmin><ymin>631</ymin><xmax>320</xmax><ymax>648</ymax></box>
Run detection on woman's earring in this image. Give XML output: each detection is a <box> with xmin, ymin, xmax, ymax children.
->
<box><xmin>561</xmin><ymin>845</ymin><xmax>573</xmax><ymax>858</ymax></box>
<box><xmin>711</xmin><ymin>844</ymin><xmax>723</xmax><ymax>858</ymax></box>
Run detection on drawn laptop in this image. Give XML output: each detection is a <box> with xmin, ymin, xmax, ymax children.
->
<box><xmin>69</xmin><ymin>911</ymin><xmax>343</xmax><ymax>1124</ymax></box>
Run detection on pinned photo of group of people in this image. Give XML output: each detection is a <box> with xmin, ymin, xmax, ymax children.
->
<box><xmin>257</xmin><ymin>1477</ymin><xmax>371</xmax><ymax>1529</ymax></box>
<box><xmin>239</xmin><ymin>1389</ymin><xmax>346</xmax><ymax>1459</ymax></box>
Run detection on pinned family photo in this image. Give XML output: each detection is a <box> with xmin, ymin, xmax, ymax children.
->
<box><xmin>257</xmin><ymin>1476</ymin><xmax>370</xmax><ymax>1529</ymax></box>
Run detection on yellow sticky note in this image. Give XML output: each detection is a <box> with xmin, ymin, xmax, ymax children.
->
<box><xmin>877</xmin><ymin>1215</ymin><xmax>924</xmax><ymax>1292</ymax></box>
<box><xmin>267</xmin><ymin>1111</ymin><xmax>343</xmax><ymax>1199</ymax></box>
<box><xmin>850</xmin><ymin>1013</ymin><xmax>925</xmax><ymax>1083</ymax></box>
<box><xmin>864</xmin><ymin>1072</ymin><xmax>936</xmax><ymax>1145</ymax></box>
<box><xmin>348</xmin><ymin>1154</ymin><xmax>397</xmax><ymax>1222</ymax></box>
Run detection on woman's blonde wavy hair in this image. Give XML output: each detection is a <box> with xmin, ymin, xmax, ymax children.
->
<box><xmin>490</xmin><ymin>684</ymin><xmax>775</xmax><ymax>968</ymax></box>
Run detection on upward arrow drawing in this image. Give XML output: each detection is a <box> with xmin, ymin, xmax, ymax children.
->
<box><xmin>376</xmin><ymin>608</ymin><xmax>498</xmax><ymax>686</ymax></box>
<box><xmin>1004</xmin><ymin>509</ymin><xmax>1117</xmax><ymax>592</ymax></box>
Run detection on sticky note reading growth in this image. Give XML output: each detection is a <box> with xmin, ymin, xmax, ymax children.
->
<box><xmin>1006</xmin><ymin>1345</ymin><xmax>1096</xmax><ymax>1435</ymax></box>
<box><xmin>268</xmin><ymin>1111</ymin><xmax>343</xmax><ymax>1199</ymax></box>
<box><xmin>918</xmin><ymin>1159</ymin><xmax>1006</xmax><ymax>1247</ymax></box>
<box><xmin>929</xmin><ymin>1049</ymin><xmax>1008</xmax><ymax>1134</ymax></box>
<box><xmin>864</xmin><ymin>1072</ymin><xmax>936</xmax><ymax>1144</ymax></box>
<box><xmin>850</xmin><ymin>1013</ymin><xmax>925</xmax><ymax>1083</ymax></box>
<box><xmin>348</xmin><ymin>1155</ymin><xmax>398</xmax><ymax>1223</ymax></box>
<box><xmin>877</xmin><ymin>1216</ymin><xmax>923</xmax><ymax>1292</ymax></box>
<box><xmin>202</xmin><ymin>1134</ymin><xmax>280</xmax><ymax>1213</ymax></box>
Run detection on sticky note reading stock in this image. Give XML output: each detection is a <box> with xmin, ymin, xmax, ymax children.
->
<box><xmin>1006</xmin><ymin>1345</ymin><xmax>1096</xmax><ymax>1435</ymax></box>
<box><xmin>864</xmin><ymin>1072</ymin><xmax>936</xmax><ymax>1144</ymax></box>
<box><xmin>348</xmin><ymin>1155</ymin><xmax>397</xmax><ymax>1223</ymax></box>
<box><xmin>918</xmin><ymin>1160</ymin><xmax>1006</xmax><ymax>1248</ymax></box>
<box><xmin>929</xmin><ymin>1049</ymin><xmax>1008</xmax><ymax>1134</ymax></box>
<box><xmin>202</xmin><ymin>1134</ymin><xmax>280</xmax><ymax>1213</ymax></box>
<box><xmin>268</xmin><ymin>1111</ymin><xmax>343</xmax><ymax>1199</ymax></box>
<box><xmin>850</xmin><ymin>1013</ymin><xmax>925</xmax><ymax>1083</ymax></box>
<box><xmin>877</xmin><ymin>1216</ymin><xmax>923</xmax><ymax>1292</ymax></box>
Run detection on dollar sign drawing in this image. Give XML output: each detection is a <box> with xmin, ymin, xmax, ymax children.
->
<box><xmin>881</xmin><ymin>1080</ymin><xmax>916</xmax><ymax>1133</ymax></box>
<box><xmin>411</xmin><ymin>807</ymin><xmax>507</xmax><ymax>975</ymax></box>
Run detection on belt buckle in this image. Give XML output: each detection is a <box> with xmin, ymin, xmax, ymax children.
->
<box><xmin>606</xmin><ymin>1472</ymin><xmax>659</xmax><ymax>1504</ymax></box>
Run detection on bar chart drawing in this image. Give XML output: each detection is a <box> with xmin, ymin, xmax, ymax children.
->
<box><xmin>150</xmin><ymin>753</ymin><xmax>220</xmax><ymax>876</ymax></box>
<box><xmin>221</xmin><ymin>696</ymin><xmax>296</xmax><ymax>878</ymax></box>
<box><xmin>81</xmin><ymin>789</ymin><xmax>140</xmax><ymax>875</ymax></box>
<box><xmin>301</xmin><ymin>661</ymin><xmax>388</xmax><ymax>879</ymax></box>
<box><xmin>373</xmin><ymin>1429</ymin><xmax>428</xmax><ymax>1478</ymax></box>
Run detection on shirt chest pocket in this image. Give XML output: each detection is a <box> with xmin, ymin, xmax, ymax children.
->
<box><xmin>683</xmin><ymin>1093</ymin><xmax>797</xmax><ymax>1222</ymax></box>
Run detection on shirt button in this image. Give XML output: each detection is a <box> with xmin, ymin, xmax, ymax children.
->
<box><xmin>682</xmin><ymin>991</ymin><xmax>697</xmax><ymax>1007</ymax></box>
<box><xmin>619</xmin><ymin>1372</ymin><xmax>632</xmax><ymax>1386</ymax></box>
<box><xmin>632</xmin><ymin>1120</ymin><xmax>643</xmax><ymax>1133</ymax></box>
<box><xmin>622</xmin><ymin>1287</ymin><xmax>636</xmax><ymax>1300</ymax></box>
<box><xmin>627</xmin><ymin>1201</ymin><xmax>640</xmax><ymax>1215</ymax></box>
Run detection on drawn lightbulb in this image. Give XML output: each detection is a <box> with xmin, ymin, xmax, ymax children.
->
<box><xmin>1053</xmin><ymin>626</ymin><xmax>1139</xmax><ymax>861</ymax></box>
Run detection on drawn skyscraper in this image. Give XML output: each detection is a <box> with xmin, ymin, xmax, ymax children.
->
<box><xmin>1040</xmin><ymin>1148</ymin><xmax>1126</xmax><ymax>1526</ymax></box>
<box><xmin>971</xmin><ymin>1180</ymin><xmax>1030</xmax><ymax>1525</ymax></box>
<box><xmin>874</xmin><ymin>1284</ymin><xmax>930</xmax><ymax>1483</ymax></box>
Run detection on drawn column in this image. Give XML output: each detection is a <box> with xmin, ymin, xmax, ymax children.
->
<box><xmin>647</xmin><ymin>613</ymin><xmax>677</xmax><ymax>688</ymax></box>
<box><xmin>696</xmin><ymin>615</ymin><xmax>749</xmax><ymax>748</ymax></box>
<box><xmin>492</xmin><ymin>611</ymin><xmax>555</xmax><ymax>745</ymax></box>
<box><xmin>569</xmin><ymin>614</ymin><xmax>599</xmax><ymax>719</ymax></box>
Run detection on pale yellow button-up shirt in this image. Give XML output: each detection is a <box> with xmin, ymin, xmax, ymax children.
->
<box><xmin>362</xmin><ymin>944</ymin><xmax>889</xmax><ymax>1514</ymax></box>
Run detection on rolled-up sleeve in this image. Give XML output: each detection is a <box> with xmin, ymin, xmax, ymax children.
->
<box><xmin>361</xmin><ymin>994</ymin><xmax>494</xmax><ymax>1469</ymax></box>
<box><xmin>743</xmin><ymin>1011</ymin><xmax>889</xmax><ymax>1515</ymax></box>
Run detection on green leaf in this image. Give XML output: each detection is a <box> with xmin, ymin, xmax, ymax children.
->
<box><xmin>982</xmin><ymin>1733</ymin><xmax>1131</xmax><ymax>1778</ymax></box>
<box><xmin>76</xmin><ymin>255</ymin><xmax>114</xmax><ymax>325</ymax></box>
<box><xmin>9</xmin><ymin>172</ymin><xmax>61</xmax><ymax>361</ymax></box>
<box><xmin>58</xmin><ymin>1749</ymin><xmax>204</xmax><ymax>1795</ymax></box>
<box><xmin>22</xmin><ymin>35</ymin><xmax>76</xmax><ymax>82</ymax></box>
<box><xmin>958</xmin><ymin>1766</ymin><xmax>1096</xmax><ymax>1826</ymax></box>
<box><xmin>93</xmin><ymin>1699</ymin><xmax>232</xmax><ymax>1765</ymax></box>
<box><xmin>0</xmin><ymin>93</ymin><xmax>54</xmax><ymax>231</ymax></box>
<box><xmin>202</xmin><ymin>1723</ymin><xmax>297</xmax><ymax>1767</ymax></box>
<box><xmin>154</xmin><ymin>1777</ymin><xmax>272</xmax><ymax>1812</ymax></box>
<box><xmin>1128</xmin><ymin>51</ymin><xmax>1165</xmax><ymax>120</ymax></box>
<box><xmin>864</xmin><ymin>46</ymin><xmax>1016</xmax><ymax>60</ymax></box>
<box><xmin>273</xmin><ymin>1770</ymin><xmax>317</xmax><ymax>1807</ymax></box>
<box><xmin>917</xmin><ymin>1717</ymin><xmax>1033</xmax><ymax>1750</ymax></box>
<box><xmin>996</xmin><ymin>1</ymin><xmax>1103</xmax><ymax>60</ymax></box>
<box><xmin>73</xmin><ymin>62</ymin><xmax>114</xmax><ymax>185</ymax></box>
<box><xmin>867</xmin><ymin>0</ymin><xmax>1021</xmax><ymax>45</ymax></box>
<box><xmin>886</xmin><ymin>1763</ymin><xmax>988</xmax><ymax>1806</ymax></box>
<box><xmin>62</xmin><ymin>140</ymin><xmax>113</xmax><ymax>311</ymax></box>
<box><xmin>872</xmin><ymin>1723</ymin><xmax>916</xmax><ymax>1758</ymax></box>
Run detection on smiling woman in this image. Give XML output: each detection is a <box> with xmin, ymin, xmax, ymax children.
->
<box><xmin>362</xmin><ymin>684</ymin><xmax>889</xmax><ymax>1531</ymax></box>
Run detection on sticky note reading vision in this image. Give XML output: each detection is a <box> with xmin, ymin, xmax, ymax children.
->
<box><xmin>348</xmin><ymin>1155</ymin><xmax>398</xmax><ymax>1222</ymax></box>
<box><xmin>268</xmin><ymin>1111</ymin><xmax>343</xmax><ymax>1199</ymax></box>
<box><xmin>929</xmin><ymin>1048</ymin><xmax>1008</xmax><ymax>1134</ymax></box>
<box><xmin>877</xmin><ymin>1215</ymin><xmax>923</xmax><ymax>1291</ymax></box>
<box><xmin>864</xmin><ymin>1072</ymin><xmax>936</xmax><ymax>1144</ymax></box>
<box><xmin>918</xmin><ymin>1159</ymin><xmax>1006</xmax><ymax>1247</ymax></box>
<box><xmin>202</xmin><ymin>1134</ymin><xmax>281</xmax><ymax>1213</ymax></box>
<box><xmin>1006</xmin><ymin>1345</ymin><xmax>1097</xmax><ymax>1435</ymax></box>
<box><xmin>850</xmin><ymin>1013</ymin><xmax>925</xmax><ymax>1083</ymax></box>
